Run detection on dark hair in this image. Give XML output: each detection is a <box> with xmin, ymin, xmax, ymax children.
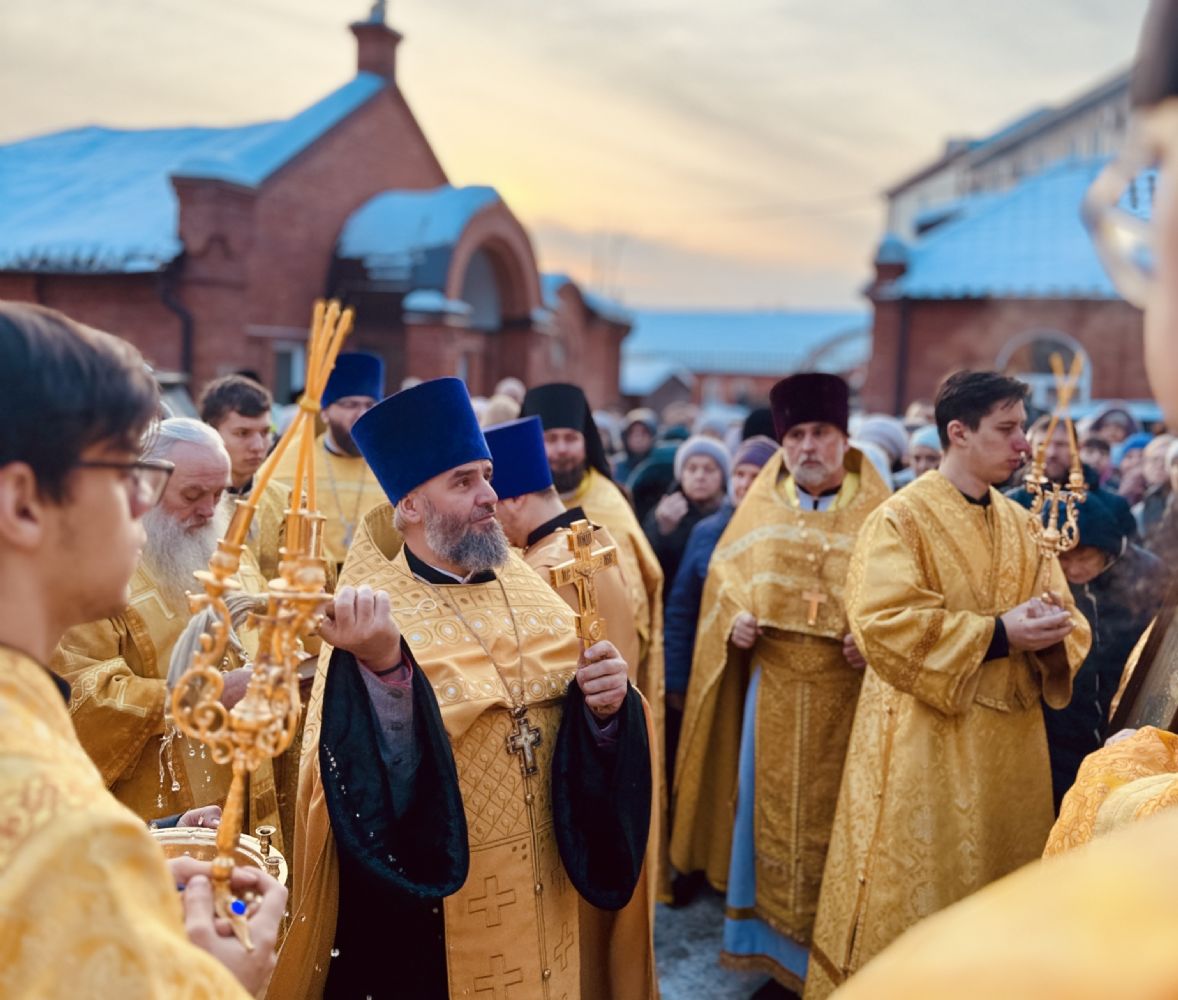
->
<box><xmin>198</xmin><ymin>374</ymin><xmax>272</xmax><ymax>427</ymax></box>
<box><xmin>934</xmin><ymin>370</ymin><xmax>1029</xmax><ymax>450</ymax></box>
<box><xmin>1080</xmin><ymin>435</ymin><xmax>1112</xmax><ymax>456</ymax></box>
<box><xmin>0</xmin><ymin>302</ymin><xmax>158</xmax><ymax>500</ymax></box>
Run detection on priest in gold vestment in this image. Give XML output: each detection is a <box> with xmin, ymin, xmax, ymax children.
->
<box><xmin>269</xmin><ymin>378</ymin><xmax>653</xmax><ymax>1000</ymax></box>
<box><xmin>51</xmin><ymin>419</ymin><xmax>282</xmax><ymax>835</ymax></box>
<box><xmin>806</xmin><ymin>372</ymin><xmax>1090</xmax><ymax>999</ymax></box>
<box><xmin>672</xmin><ymin>374</ymin><xmax>890</xmax><ymax>993</ymax></box>
<box><xmin>0</xmin><ymin>302</ymin><xmax>285</xmax><ymax>997</ymax></box>
<box><xmin>270</xmin><ymin>352</ymin><xmax>391</xmax><ymax>573</ymax></box>
<box><xmin>485</xmin><ymin>415</ymin><xmax>657</xmax><ymax>1000</ymax></box>
<box><xmin>797</xmin><ymin>9</ymin><xmax>1178</xmax><ymax>995</ymax></box>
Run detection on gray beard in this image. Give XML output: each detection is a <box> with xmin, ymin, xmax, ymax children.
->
<box><xmin>140</xmin><ymin>502</ymin><xmax>231</xmax><ymax>609</ymax></box>
<box><xmin>423</xmin><ymin>500</ymin><xmax>510</xmax><ymax>575</ymax></box>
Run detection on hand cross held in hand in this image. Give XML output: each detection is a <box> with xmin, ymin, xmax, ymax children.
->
<box><xmin>549</xmin><ymin>519</ymin><xmax>619</xmax><ymax>646</ymax></box>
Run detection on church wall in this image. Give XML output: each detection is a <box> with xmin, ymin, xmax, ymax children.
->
<box><xmin>862</xmin><ymin>297</ymin><xmax>1148</xmax><ymax>415</ymax></box>
<box><xmin>0</xmin><ymin>273</ymin><xmax>184</xmax><ymax>373</ymax></box>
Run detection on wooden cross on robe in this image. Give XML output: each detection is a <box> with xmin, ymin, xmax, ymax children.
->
<box><xmin>506</xmin><ymin>710</ymin><xmax>541</xmax><ymax>777</ymax></box>
<box><xmin>549</xmin><ymin>519</ymin><xmax>619</xmax><ymax>645</ymax></box>
<box><xmin>803</xmin><ymin>588</ymin><xmax>827</xmax><ymax>627</ymax></box>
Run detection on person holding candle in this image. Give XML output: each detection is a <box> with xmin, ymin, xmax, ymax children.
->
<box><xmin>51</xmin><ymin>418</ymin><xmax>283</xmax><ymax>838</ymax></box>
<box><xmin>0</xmin><ymin>302</ymin><xmax>286</xmax><ymax>998</ymax></box>
<box><xmin>268</xmin><ymin>377</ymin><xmax>653</xmax><ymax>1000</ymax></box>
<box><xmin>804</xmin><ymin>370</ymin><xmax>1090</xmax><ymax>999</ymax></box>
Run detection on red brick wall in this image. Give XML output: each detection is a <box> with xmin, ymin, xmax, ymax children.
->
<box><xmin>0</xmin><ymin>273</ymin><xmax>184</xmax><ymax>372</ymax></box>
<box><xmin>861</xmin><ymin>297</ymin><xmax>1147</xmax><ymax>414</ymax></box>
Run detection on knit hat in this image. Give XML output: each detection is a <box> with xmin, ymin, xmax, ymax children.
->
<box><xmin>909</xmin><ymin>424</ymin><xmax>943</xmax><ymax>454</ymax></box>
<box><xmin>855</xmin><ymin>416</ymin><xmax>910</xmax><ymax>465</ymax></box>
<box><xmin>1068</xmin><ymin>491</ymin><xmax>1130</xmax><ymax>556</ymax></box>
<box><xmin>673</xmin><ymin>435</ymin><xmax>731</xmax><ymax>483</ymax></box>
<box><xmin>733</xmin><ymin>435</ymin><xmax>777</xmax><ymax>471</ymax></box>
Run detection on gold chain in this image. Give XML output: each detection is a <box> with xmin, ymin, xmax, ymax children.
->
<box><xmin>322</xmin><ymin>439</ymin><xmax>367</xmax><ymax>547</ymax></box>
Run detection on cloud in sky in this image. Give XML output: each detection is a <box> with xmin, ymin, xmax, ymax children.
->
<box><xmin>0</xmin><ymin>0</ymin><xmax>1150</xmax><ymax>308</ymax></box>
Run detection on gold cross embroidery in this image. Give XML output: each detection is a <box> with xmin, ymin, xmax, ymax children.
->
<box><xmin>803</xmin><ymin>589</ymin><xmax>827</xmax><ymax>626</ymax></box>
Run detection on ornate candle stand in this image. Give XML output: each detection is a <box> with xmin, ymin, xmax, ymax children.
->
<box><xmin>167</xmin><ymin>300</ymin><xmax>352</xmax><ymax>947</ymax></box>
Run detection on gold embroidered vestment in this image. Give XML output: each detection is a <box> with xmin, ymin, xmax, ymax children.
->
<box><xmin>271</xmin><ymin>503</ymin><xmax>644</xmax><ymax>1000</ymax></box>
<box><xmin>805</xmin><ymin>471</ymin><xmax>1091</xmax><ymax>998</ymax></box>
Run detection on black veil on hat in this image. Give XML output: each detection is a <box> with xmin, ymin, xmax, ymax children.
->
<box><xmin>520</xmin><ymin>382</ymin><xmax>613</xmax><ymax>480</ymax></box>
<box><xmin>1132</xmin><ymin>0</ymin><xmax>1178</xmax><ymax>108</ymax></box>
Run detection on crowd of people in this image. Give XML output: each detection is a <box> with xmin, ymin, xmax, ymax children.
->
<box><xmin>6</xmin><ymin>3</ymin><xmax>1178</xmax><ymax>999</ymax></box>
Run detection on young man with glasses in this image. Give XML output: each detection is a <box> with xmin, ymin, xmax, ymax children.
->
<box><xmin>51</xmin><ymin>418</ymin><xmax>283</xmax><ymax>838</ymax></box>
<box><xmin>0</xmin><ymin>302</ymin><xmax>285</xmax><ymax>997</ymax></box>
<box><xmin>805</xmin><ymin>6</ymin><xmax>1178</xmax><ymax>998</ymax></box>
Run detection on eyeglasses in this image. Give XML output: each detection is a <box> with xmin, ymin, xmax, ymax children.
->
<box><xmin>1082</xmin><ymin>117</ymin><xmax>1166</xmax><ymax>310</ymax></box>
<box><xmin>73</xmin><ymin>459</ymin><xmax>174</xmax><ymax>508</ymax></box>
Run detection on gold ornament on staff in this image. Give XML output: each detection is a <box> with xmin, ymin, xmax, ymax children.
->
<box><xmin>168</xmin><ymin>300</ymin><xmax>354</xmax><ymax>949</ymax></box>
<box><xmin>1023</xmin><ymin>352</ymin><xmax>1088</xmax><ymax>595</ymax></box>
<box><xmin>549</xmin><ymin>519</ymin><xmax>619</xmax><ymax>645</ymax></box>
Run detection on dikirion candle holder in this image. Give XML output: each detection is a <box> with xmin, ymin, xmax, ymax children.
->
<box><xmin>164</xmin><ymin>300</ymin><xmax>353</xmax><ymax>948</ymax></box>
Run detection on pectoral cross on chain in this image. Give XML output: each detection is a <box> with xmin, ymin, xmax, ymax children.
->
<box><xmin>506</xmin><ymin>709</ymin><xmax>542</xmax><ymax>777</ymax></box>
<box><xmin>549</xmin><ymin>519</ymin><xmax>619</xmax><ymax>645</ymax></box>
<box><xmin>803</xmin><ymin>589</ymin><xmax>827</xmax><ymax>627</ymax></box>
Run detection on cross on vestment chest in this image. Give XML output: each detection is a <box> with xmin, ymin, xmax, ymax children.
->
<box><xmin>549</xmin><ymin>519</ymin><xmax>619</xmax><ymax>645</ymax></box>
<box><xmin>802</xmin><ymin>589</ymin><xmax>827</xmax><ymax>627</ymax></box>
<box><xmin>506</xmin><ymin>710</ymin><xmax>542</xmax><ymax>777</ymax></box>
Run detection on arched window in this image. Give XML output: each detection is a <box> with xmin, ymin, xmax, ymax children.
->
<box><xmin>995</xmin><ymin>330</ymin><xmax>1092</xmax><ymax>410</ymax></box>
<box><xmin>460</xmin><ymin>248</ymin><xmax>503</xmax><ymax>332</ymax></box>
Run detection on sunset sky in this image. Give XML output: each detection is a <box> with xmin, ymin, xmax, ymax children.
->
<box><xmin>1</xmin><ymin>0</ymin><xmax>1150</xmax><ymax>309</ymax></box>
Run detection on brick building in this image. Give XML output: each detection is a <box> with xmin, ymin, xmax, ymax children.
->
<box><xmin>0</xmin><ymin>8</ymin><xmax>630</xmax><ymax>407</ymax></box>
<box><xmin>619</xmin><ymin>309</ymin><xmax>871</xmax><ymax>409</ymax></box>
<box><xmin>862</xmin><ymin>70</ymin><xmax>1154</xmax><ymax>416</ymax></box>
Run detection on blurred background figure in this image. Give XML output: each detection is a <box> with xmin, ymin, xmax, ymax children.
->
<box><xmin>616</xmin><ymin>408</ymin><xmax>659</xmax><ymax>483</ymax></box>
<box><xmin>906</xmin><ymin>424</ymin><xmax>943</xmax><ymax>480</ymax></box>
<box><xmin>1080</xmin><ymin>435</ymin><xmax>1116</xmax><ymax>488</ymax></box>
<box><xmin>1114</xmin><ymin>431</ymin><xmax>1153</xmax><ymax>505</ymax></box>
<box><xmin>644</xmin><ymin>436</ymin><xmax>730</xmax><ymax>591</ymax></box>
<box><xmin>479</xmin><ymin>392</ymin><xmax>521</xmax><ymax>427</ymax></box>
<box><xmin>492</xmin><ymin>375</ymin><xmax>526</xmax><ymax>407</ymax></box>
<box><xmin>1133</xmin><ymin>433</ymin><xmax>1175</xmax><ymax>540</ymax></box>
<box><xmin>1045</xmin><ymin>494</ymin><xmax>1164</xmax><ymax>811</ymax></box>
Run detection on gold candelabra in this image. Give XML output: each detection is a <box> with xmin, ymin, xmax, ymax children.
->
<box><xmin>169</xmin><ymin>300</ymin><xmax>353</xmax><ymax>948</ymax></box>
<box><xmin>1023</xmin><ymin>352</ymin><xmax>1088</xmax><ymax>594</ymax></box>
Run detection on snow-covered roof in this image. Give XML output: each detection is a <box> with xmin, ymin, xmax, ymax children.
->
<box><xmin>402</xmin><ymin>288</ymin><xmax>474</xmax><ymax>317</ymax></box>
<box><xmin>622</xmin><ymin>310</ymin><xmax>870</xmax><ymax>376</ymax></box>
<box><xmin>883</xmin><ymin>158</ymin><xmax>1154</xmax><ymax>300</ymax></box>
<box><xmin>540</xmin><ymin>272</ymin><xmax>633</xmax><ymax>325</ymax></box>
<box><xmin>0</xmin><ymin>74</ymin><xmax>385</xmax><ymax>274</ymax></box>
<box><xmin>336</xmin><ymin>185</ymin><xmax>500</xmax><ymax>289</ymax></box>
<box><xmin>620</xmin><ymin>357</ymin><xmax>695</xmax><ymax>397</ymax></box>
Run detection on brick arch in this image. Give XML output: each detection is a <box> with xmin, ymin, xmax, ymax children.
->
<box><xmin>996</xmin><ymin>328</ymin><xmax>1093</xmax><ymax>405</ymax></box>
<box><xmin>445</xmin><ymin>201</ymin><xmax>541</xmax><ymax>322</ymax></box>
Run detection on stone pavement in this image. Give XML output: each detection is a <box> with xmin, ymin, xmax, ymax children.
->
<box><xmin>654</xmin><ymin>887</ymin><xmax>769</xmax><ymax>998</ymax></box>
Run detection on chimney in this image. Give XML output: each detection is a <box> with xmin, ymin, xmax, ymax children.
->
<box><xmin>351</xmin><ymin>2</ymin><xmax>401</xmax><ymax>83</ymax></box>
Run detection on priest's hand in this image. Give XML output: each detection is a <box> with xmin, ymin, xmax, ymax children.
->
<box><xmin>843</xmin><ymin>634</ymin><xmax>867</xmax><ymax>670</ymax></box>
<box><xmin>180</xmin><ymin>866</ymin><xmax>287</xmax><ymax>996</ymax></box>
<box><xmin>1001</xmin><ymin>598</ymin><xmax>1075</xmax><ymax>652</ymax></box>
<box><xmin>578</xmin><ymin>640</ymin><xmax>629</xmax><ymax>719</ymax></box>
<box><xmin>730</xmin><ymin>612</ymin><xmax>761</xmax><ymax>650</ymax></box>
<box><xmin>219</xmin><ymin>667</ymin><xmax>252</xmax><ymax>710</ymax></box>
<box><xmin>178</xmin><ymin>804</ymin><xmax>222</xmax><ymax>829</ymax></box>
<box><xmin>319</xmin><ymin>584</ymin><xmax>402</xmax><ymax>671</ymax></box>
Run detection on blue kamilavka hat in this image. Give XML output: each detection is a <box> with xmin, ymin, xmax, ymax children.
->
<box><xmin>484</xmin><ymin>416</ymin><xmax>554</xmax><ymax>501</ymax></box>
<box><xmin>352</xmin><ymin>377</ymin><xmax>491</xmax><ymax>504</ymax></box>
<box><xmin>322</xmin><ymin>352</ymin><xmax>385</xmax><ymax>408</ymax></box>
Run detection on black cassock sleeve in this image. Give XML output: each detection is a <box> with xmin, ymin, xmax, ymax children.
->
<box><xmin>319</xmin><ymin>643</ymin><xmax>468</xmax><ymax>999</ymax></box>
<box><xmin>551</xmin><ymin>680</ymin><xmax>652</xmax><ymax>910</ymax></box>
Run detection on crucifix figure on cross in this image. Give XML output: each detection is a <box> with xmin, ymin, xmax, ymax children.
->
<box><xmin>549</xmin><ymin>519</ymin><xmax>620</xmax><ymax>645</ymax></box>
<box><xmin>506</xmin><ymin>708</ymin><xmax>542</xmax><ymax>777</ymax></box>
